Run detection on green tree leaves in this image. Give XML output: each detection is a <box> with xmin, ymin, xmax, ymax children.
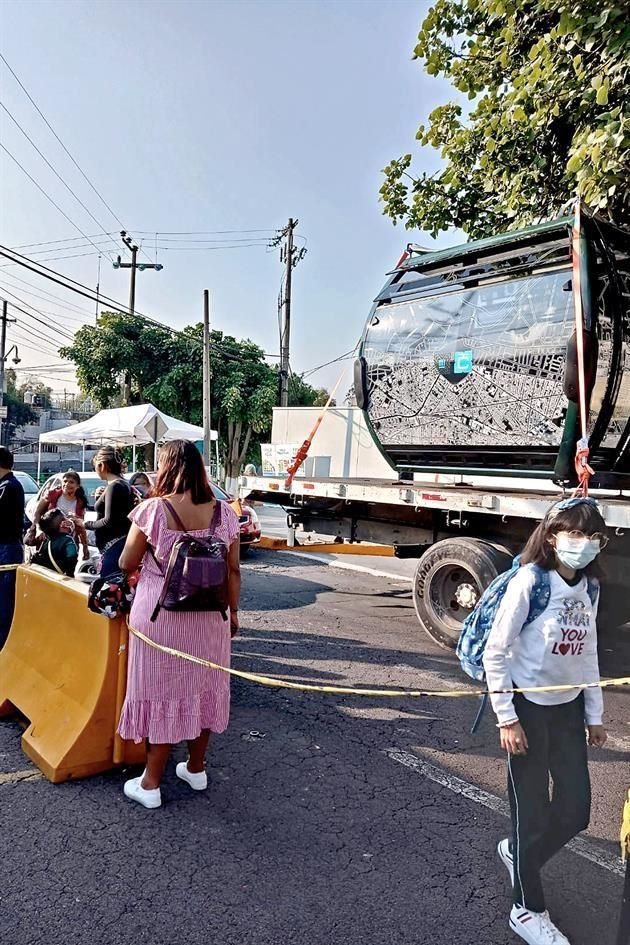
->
<box><xmin>381</xmin><ymin>0</ymin><xmax>629</xmax><ymax>237</ymax></box>
<box><xmin>60</xmin><ymin>313</ymin><xmax>328</xmax><ymax>478</ymax></box>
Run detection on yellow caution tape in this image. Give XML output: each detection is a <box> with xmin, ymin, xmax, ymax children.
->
<box><xmin>621</xmin><ymin>788</ymin><xmax>630</xmax><ymax>863</ymax></box>
<box><xmin>128</xmin><ymin>624</ymin><xmax>630</xmax><ymax>700</ymax></box>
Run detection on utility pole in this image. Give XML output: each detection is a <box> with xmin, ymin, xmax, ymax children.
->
<box><xmin>0</xmin><ymin>300</ymin><xmax>19</xmax><ymax>446</ymax></box>
<box><xmin>274</xmin><ymin>218</ymin><xmax>306</xmax><ymax>407</ymax></box>
<box><xmin>202</xmin><ymin>289</ymin><xmax>212</xmax><ymax>469</ymax></box>
<box><xmin>113</xmin><ymin>232</ymin><xmax>164</xmax><ymax>404</ymax></box>
<box><xmin>279</xmin><ymin>219</ymin><xmax>295</xmax><ymax>408</ymax></box>
<box><xmin>95</xmin><ymin>254</ymin><xmax>102</xmax><ymax>324</ymax></box>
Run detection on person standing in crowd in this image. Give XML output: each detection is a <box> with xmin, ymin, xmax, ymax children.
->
<box><xmin>0</xmin><ymin>447</ymin><xmax>24</xmax><ymax>650</ymax></box>
<box><xmin>91</xmin><ymin>447</ymin><xmax>135</xmax><ymax>576</ymax></box>
<box><xmin>129</xmin><ymin>472</ymin><xmax>152</xmax><ymax>499</ymax></box>
<box><xmin>30</xmin><ymin>471</ymin><xmax>89</xmax><ymax>557</ymax></box>
<box><xmin>117</xmin><ymin>439</ymin><xmax>241</xmax><ymax>810</ymax></box>
<box><xmin>483</xmin><ymin>497</ymin><xmax>608</xmax><ymax>945</ymax></box>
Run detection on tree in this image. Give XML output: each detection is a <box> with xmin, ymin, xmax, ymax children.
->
<box><xmin>287</xmin><ymin>374</ymin><xmax>333</xmax><ymax>407</ymax></box>
<box><xmin>380</xmin><ymin>0</ymin><xmax>629</xmax><ymax>238</ymax></box>
<box><xmin>59</xmin><ymin>312</ymin><xmax>174</xmax><ymax>408</ymax></box>
<box><xmin>61</xmin><ymin>314</ymin><xmax>279</xmax><ymax>482</ymax></box>
<box><xmin>4</xmin><ymin>369</ymin><xmax>37</xmax><ymax>432</ymax></box>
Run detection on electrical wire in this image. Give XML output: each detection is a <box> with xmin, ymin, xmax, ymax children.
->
<box><xmin>0</xmin><ymin>142</ymin><xmax>114</xmax><ymax>260</ymax></box>
<box><xmin>0</xmin><ymin>53</ymin><xmax>127</xmax><ymax>231</ymax></box>
<box><xmin>0</xmin><ymin>289</ymin><xmax>75</xmax><ymax>342</ymax></box>
<box><xmin>300</xmin><ymin>347</ymin><xmax>359</xmax><ymax>378</ymax></box>
<box><xmin>0</xmin><ymin>101</ymin><xmax>118</xmax><ymax>259</ymax></box>
<box><xmin>0</xmin><ymin>246</ymin><xmax>280</xmax><ymax>364</ymax></box>
<box><xmin>10</xmin><ymin>233</ymin><xmax>117</xmax><ymax>250</ymax></box>
<box><xmin>0</xmin><ymin>272</ymin><xmax>96</xmax><ymax>318</ymax></box>
<box><xmin>132</xmin><ymin>228</ymin><xmax>278</xmax><ymax>235</ymax></box>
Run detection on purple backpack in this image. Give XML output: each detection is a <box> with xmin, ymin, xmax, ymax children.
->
<box><xmin>149</xmin><ymin>499</ymin><xmax>229</xmax><ymax>622</ymax></box>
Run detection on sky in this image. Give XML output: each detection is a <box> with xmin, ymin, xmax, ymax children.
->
<box><xmin>0</xmin><ymin>0</ymin><xmax>454</xmax><ymax>398</ymax></box>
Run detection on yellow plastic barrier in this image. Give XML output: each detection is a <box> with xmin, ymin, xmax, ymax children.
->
<box><xmin>0</xmin><ymin>565</ymin><xmax>145</xmax><ymax>783</ymax></box>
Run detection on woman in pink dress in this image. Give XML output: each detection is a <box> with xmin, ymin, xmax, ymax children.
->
<box><xmin>117</xmin><ymin>439</ymin><xmax>241</xmax><ymax>809</ymax></box>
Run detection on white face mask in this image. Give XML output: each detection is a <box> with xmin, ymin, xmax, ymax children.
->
<box><xmin>554</xmin><ymin>532</ymin><xmax>600</xmax><ymax>571</ymax></box>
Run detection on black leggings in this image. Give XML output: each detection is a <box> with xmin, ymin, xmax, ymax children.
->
<box><xmin>507</xmin><ymin>692</ymin><xmax>591</xmax><ymax>913</ymax></box>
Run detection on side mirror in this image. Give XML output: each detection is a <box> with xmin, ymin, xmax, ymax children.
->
<box><xmin>563</xmin><ymin>330</ymin><xmax>598</xmax><ymax>403</ymax></box>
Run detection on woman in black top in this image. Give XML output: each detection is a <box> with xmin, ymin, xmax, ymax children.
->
<box><xmin>91</xmin><ymin>447</ymin><xmax>135</xmax><ymax>575</ymax></box>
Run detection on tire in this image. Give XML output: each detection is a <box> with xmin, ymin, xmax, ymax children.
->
<box><xmin>413</xmin><ymin>538</ymin><xmax>512</xmax><ymax>650</ymax></box>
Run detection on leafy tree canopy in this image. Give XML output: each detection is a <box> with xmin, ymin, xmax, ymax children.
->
<box><xmin>61</xmin><ymin>314</ymin><xmax>329</xmax><ymax>478</ymax></box>
<box><xmin>380</xmin><ymin>0</ymin><xmax>629</xmax><ymax>238</ymax></box>
<box><xmin>4</xmin><ymin>369</ymin><xmax>37</xmax><ymax>430</ymax></box>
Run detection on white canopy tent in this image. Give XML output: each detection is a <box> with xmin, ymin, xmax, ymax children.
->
<box><xmin>38</xmin><ymin>403</ymin><xmax>218</xmax><ymax>476</ymax></box>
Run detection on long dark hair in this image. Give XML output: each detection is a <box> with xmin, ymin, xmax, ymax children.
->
<box><xmin>63</xmin><ymin>471</ymin><xmax>87</xmax><ymax>511</ymax></box>
<box><xmin>153</xmin><ymin>440</ymin><xmax>214</xmax><ymax>505</ymax></box>
<box><xmin>521</xmin><ymin>500</ymin><xmax>608</xmax><ymax>578</ymax></box>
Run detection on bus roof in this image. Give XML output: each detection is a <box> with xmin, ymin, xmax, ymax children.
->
<box><xmin>399</xmin><ymin>216</ymin><xmax>574</xmax><ymax>272</ymax></box>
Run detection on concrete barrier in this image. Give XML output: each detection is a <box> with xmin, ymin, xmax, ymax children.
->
<box><xmin>0</xmin><ymin>565</ymin><xmax>144</xmax><ymax>783</ymax></box>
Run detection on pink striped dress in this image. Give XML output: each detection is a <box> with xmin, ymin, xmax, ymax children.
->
<box><xmin>117</xmin><ymin>497</ymin><xmax>240</xmax><ymax>744</ymax></box>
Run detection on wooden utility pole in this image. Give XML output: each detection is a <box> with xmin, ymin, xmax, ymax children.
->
<box><xmin>202</xmin><ymin>289</ymin><xmax>212</xmax><ymax>469</ymax></box>
<box><xmin>113</xmin><ymin>232</ymin><xmax>163</xmax><ymax>404</ymax></box>
<box><xmin>0</xmin><ymin>299</ymin><xmax>18</xmax><ymax>446</ymax></box>
<box><xmin>279</xmin><ymin>218</ymin><xmax>296</xmax><ymax>408</ymax></box>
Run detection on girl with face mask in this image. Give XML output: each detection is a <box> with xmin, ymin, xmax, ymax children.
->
<box><xmin>482</xmin><ymin>497</ymin><xmax>608</xmax><ymax>945</ymax></box>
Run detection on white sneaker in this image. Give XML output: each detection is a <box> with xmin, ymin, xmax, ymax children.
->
<box><xmin>498</xmin><ymin>838</ymin><xmax>514</xmax><ymax>885</ymax></box>
<box><xmin>176</xmin><ymin>761</ymin><xmax>208</xmax><ymax>791</ymax></box>
<box><xmin>123</xmin><ymin>775</ymin><xmax>162</xmax><ymax>809</ymax></box>
<box><xmin>510</xmin><ymin>905</ymin><xmax>571</xmax><ymax>944</ymax></box>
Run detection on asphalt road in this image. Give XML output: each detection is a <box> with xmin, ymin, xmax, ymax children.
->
<box><xmin>1</xmin><ymin>549</ymin><xmax>628</xmax><ymax>945</ymax></box>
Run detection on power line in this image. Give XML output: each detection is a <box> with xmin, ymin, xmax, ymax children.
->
<box><xmin>300</xmin><ymin>347</ymin><xmax>359</xmax><ymax>378</ymax></box>
<box><xmin>0</xmin><ymin>101</ymin><xmax>118</xmax><ymax>259</ymax></box>
<box><xmin>0</xmin><ymin>142</ymin><xmax>114</xmax><ymax>260</ymax></box>
<box><xmin>0</xmin><ymin>288</ymin><xmax>75</xmax><ymax>342</ymax></box>
<box><xmin>132</xmin><ymin>228</ymin><xmax>278</xmax><ymax>235</ymax></box>
<box><xmin>0</xmin><ymin>53</ymin><xmax>127</xmax><ymax>231</ymax></box>
<box><xmin>12</xmin><ymin>324</ymin><xmax>61</xmax><ymax>353</ymax></box>
<box><xmin>0</xmin><ymin>246</ymin><xmax>281</xmax><ymax>365</ymax></box>
<box><xmin>0</xmin><ymin>271</ymin><xmax>94</xmax><ymax>317</ymax></box>
<box><xmin>11</xmin><ymin>233</ymin><xmax>117</xmax><ymax>250</ymax></box>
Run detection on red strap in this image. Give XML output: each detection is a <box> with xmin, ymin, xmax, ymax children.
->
<box><xmin>571</xmin><ymin>202</ymin><xmax>593</xmax><ymax>498</ymax></box>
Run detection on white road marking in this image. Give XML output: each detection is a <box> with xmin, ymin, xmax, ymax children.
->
<box><xmin>0</xmin><ymin>769</ymin><xmax>43</xmax><ymax>784</ymax></box>
<box><xmin>384</xmin><ymin>748</ymin><xmax>623</xmax><ymax>877</ymax></box>
<box><xmin>283</xmin><ymin>550</ymin><xmax>413</xmax><ymax>582</ymax></box>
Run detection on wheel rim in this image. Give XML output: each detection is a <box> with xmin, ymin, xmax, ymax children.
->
<box><xmin>423</xmin><ymin>562</ymin><xmax>481</xmax><ymax>636</ymax></box>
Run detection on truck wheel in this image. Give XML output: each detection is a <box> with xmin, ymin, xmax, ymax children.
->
<box><xmin>413</xmin><ymin>538</ymin><xmax>511</xmax><ymax>650</ymax></box>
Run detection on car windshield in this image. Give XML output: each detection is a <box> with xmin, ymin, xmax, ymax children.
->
<box><xmin>15</xmin><ymin>472</ymin><xmax>39</xmax><ymax>494</ymax></box>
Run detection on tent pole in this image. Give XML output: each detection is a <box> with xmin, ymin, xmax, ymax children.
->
<box><xmin>82</xmin><ymin>440</ymin><xmax>86</xmax><ymax>472</ymax></box>
<box><xmin>37</xmin><ymin>440</ymin><xmax>42</xmax><ymax>483</ymax></box>
<box><xmin>214</xmin><ymin>437</ymin><xmax>219</xmax><ymax>481</ymax></box>
<box><xmin>132</xmin><ymin>438</ymin><xmax>136</xmax><ymax>473</ymax></box>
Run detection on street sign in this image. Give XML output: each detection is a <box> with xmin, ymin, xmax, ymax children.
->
<box><xmin>0</xmin><ymin>405</ymin><xmax>8</xmax><ymax>419</ymax></box>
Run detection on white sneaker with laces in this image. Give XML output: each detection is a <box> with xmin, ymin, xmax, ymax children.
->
<box><xmin>509</xmin><ymin>905</ymin><xmax>571</xmax><ymax>945</ymax></box>
<box><xmin>123</xmin><ymin>775</ymin><xmax>162</xmax><ymax>809</ymax></box>
<box><xmin>498</xmin><ymin>838</ymin><xmax>514</xmax><ymax>885</ymax></box>
<box><xmin>176</xmin><ymin>761</ymin><xmax>208</xmax><ymax>791</ymax></box>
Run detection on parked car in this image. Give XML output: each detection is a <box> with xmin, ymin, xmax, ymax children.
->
<box><xmin>15</xmin><ymin>471</ymin><xmax>39</xmax><ymax>498</ymax></box>
<box><xmin>15</xmin><ymin>471</ymin><xmax>40</xmax><ymax>530</ymax></box>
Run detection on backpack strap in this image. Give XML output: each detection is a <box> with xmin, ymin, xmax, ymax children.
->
<box><xmin>46</xmin><ymin>540</ymin><xmax>65</xmax><ymax>576</ymax></box>
<box><xmin>162</xmin><ymin>498</ymin><xmax>221</xmax><ymax>535</ymax></box>
<box><xmin>162</xmin><ymin>498</ymin><xmax>187</xmax><ymax>532</ymax></box>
